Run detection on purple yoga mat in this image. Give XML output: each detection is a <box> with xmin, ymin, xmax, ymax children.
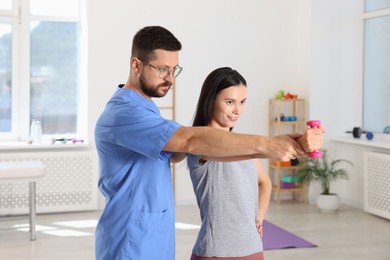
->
<box><xmin>262</xmin><ymin>220</ymin><xmax>317</xmax><ymax>250</ymax></box>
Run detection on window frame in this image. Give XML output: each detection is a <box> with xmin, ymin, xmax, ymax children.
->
<box><xmin>0</xmin><ymin>0</ymin><xmax>87</xmax><ymax>142</ymax></box>
<box><xmin>362</xmin><ymin>6</ymin><xmax>390</xmax><ymax>133</ymax></box>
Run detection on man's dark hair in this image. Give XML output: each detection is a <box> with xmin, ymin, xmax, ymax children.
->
<box><xmin>131</xmin><ymin>26</ymin><xmax>182</xmax><ymax>62</ymax></box>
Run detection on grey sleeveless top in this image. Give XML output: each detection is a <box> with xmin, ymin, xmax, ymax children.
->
<box><xmin>187</xmin><ymin>154</ymin><xmax>263</xmax><ymax>257</ymax></box>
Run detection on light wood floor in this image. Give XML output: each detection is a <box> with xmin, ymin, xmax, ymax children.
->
<box><xmin>0</xmin><ymin>202</ymin><xmax>389</xmax><ymax>260</ymax></box>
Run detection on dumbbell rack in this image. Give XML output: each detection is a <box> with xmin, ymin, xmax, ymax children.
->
<box><xmin>268</xmin><ymin>98</ymin><xmax>307</xmax><ymax>204</ymax></box>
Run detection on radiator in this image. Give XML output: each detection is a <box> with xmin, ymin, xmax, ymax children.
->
<box><xmin>364</xmin><ymin>151</ymin><xmax>390</xmax><ymax>220</ymax></box>
<box><xmin>0</xmin><ymin>151</ymin><xmax>98</xmax><ymax>215</ymax></box>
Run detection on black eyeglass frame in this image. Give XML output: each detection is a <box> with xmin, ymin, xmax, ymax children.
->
<box><xmin>138</xmin><ymin>58</ymin><xmax>183</xmax><ymax>78</ymax></box>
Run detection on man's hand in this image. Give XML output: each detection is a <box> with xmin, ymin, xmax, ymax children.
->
<box><xmin>265</xmin><ymin>135</ymin><xmax>306</xmax><ymax>162</ymax></box>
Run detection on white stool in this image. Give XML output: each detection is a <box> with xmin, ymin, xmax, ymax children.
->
<box><xmin>0</xmin><ymin>161</ymin><xmax>45</xmax><ymax>240</ymax></box>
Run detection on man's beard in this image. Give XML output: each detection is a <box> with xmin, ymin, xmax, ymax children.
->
<box><xmin>139</xmin><ymin>76</ymin><xmax>172</xmax><ymax>98</ymax></box>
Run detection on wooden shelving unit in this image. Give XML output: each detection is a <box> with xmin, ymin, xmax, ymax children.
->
<box><xmin>154</xmin><ymin>85</ymin><xmax>176</xmax><ymax>198</ymax></box>
<box><xmin>268</xmin><ymin>98</ymin><xmax>306</xmax><ymax>204</ymax></box>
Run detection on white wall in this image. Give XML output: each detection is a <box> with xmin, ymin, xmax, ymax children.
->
<box><xmin>309</xmin><ymin>0</ymin><xmax>363</xmax><ymax>134</ymax></box>
<box><xmin>88</xmin><ymin>0</ymin><xmax>372</xmax><ymax>208</ymax></box>
<box><xmin>309</xmin><ymin>0</ymin><xmax>366</xmax><ymax>207</ymax></box>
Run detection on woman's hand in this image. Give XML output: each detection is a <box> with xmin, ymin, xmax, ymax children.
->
<box><xmin>291</xmin><ymin>126</ymin><xmax>325</xmax><ymax>155</ymax></box>
<box><xmin>256</xmin><ymin>219</ymin><xmax>263</xmax><ymax>238</ymax></box>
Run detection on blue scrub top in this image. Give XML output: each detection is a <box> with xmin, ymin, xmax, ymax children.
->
<box><xmin>94</xmin><ymin>86</ymin><xmax>181</xmax><ymax>260</ymax></box>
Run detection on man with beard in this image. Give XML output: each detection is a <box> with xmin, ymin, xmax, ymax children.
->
<box><xmin>94</xmin><ymin>26</ymin><xmax>324</xmax><ymax>260</ymax></box>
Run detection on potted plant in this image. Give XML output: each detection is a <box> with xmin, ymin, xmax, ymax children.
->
<box><xmin>295</xmin><ymin>149</ymin><xmax>353</xmax><ymax>213</ymax></box>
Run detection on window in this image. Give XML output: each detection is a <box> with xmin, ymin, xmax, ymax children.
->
<box><xmin>0</xmin><ymin>0</ymin><xmax>86</xmax><ymax>141</ymax></box>
<box><xmin>363</xmin><ymin>1</ymin><xmax>390</xmax><ymax>133</ymax></box>
<box><xmin>0</xmin><ymin>23</ymin><xmax>12</xmax><ymax>133</ymax></box>
<box><xmin>365</xmin><ymin>0</ymin><xmax>390</xmax><ymax>12</ymax></box>
<box><xmin>0</xmin><ymin>1</ymin><xmax>13</xmax><ymax>10</ymax></box>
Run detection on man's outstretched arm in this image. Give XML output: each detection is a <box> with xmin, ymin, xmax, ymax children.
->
<box><xmin>164</xmin><ymin>126</ymin><xmax>324</xmax><ymax>162</ymax></box>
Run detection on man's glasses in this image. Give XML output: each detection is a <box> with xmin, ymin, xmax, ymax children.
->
<box><xmin>138</xmin><ymin>58</ymin><xmax>183</xmax><ymax>78</ymax></box>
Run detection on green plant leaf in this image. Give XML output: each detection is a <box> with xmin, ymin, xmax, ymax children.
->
<box><xmin>294</xmin><ymin>149</ymin><xmax>353</xmax><ymax>195</ymax></box>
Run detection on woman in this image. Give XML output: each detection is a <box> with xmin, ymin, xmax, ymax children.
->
<box><xmin>188</xmin><ymin>67</ymin><xmax>271</xmax><ymax>260</ymax></box>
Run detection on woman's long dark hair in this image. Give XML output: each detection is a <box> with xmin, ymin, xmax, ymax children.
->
<box><xmin>192</xmin><ymin>67</ymin><xmax>247</xmax><ymax>127</ymax></box>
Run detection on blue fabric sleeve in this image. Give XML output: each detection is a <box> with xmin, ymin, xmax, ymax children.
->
<box><xmin>112</xmin><ymin>106</ymin><xmax>181</xmax><ymax>159</ymax></box>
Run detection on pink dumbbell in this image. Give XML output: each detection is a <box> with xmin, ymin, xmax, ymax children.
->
<box><xmin>306</xmin><ymin>120</ymin><xmax>323</xmax><ymax>158</ymax></box>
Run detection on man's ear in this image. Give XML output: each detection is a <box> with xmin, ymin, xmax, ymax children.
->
<box><xmin>131</xmin><ymin>57</ymin><xmax>142</xmax><ymax>74</ymax></box>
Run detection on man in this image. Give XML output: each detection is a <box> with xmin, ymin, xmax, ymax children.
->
<box><xmin>94</xmin><ymin>25</ymin><xmax>323</xmax><ymax>260</ymax></box>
